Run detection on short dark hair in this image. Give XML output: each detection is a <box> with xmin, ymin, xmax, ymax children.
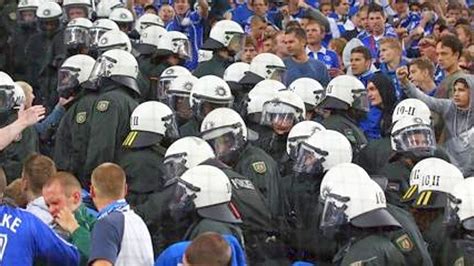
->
<box><xmin>285</xmin><ymin>26</ymin><xmax>307</xmax><ymax>42</ymax></box>
<box><xmin>367</xmin><ymin>3</ymin><xmax>384</xmax><ymax>16</ymax></box>
<box><xmin>185</xmin><ymin>232</ymin><xmax>231</xmax><ymax>266</ymax></box>
<box><xmin>351</xmin><ymin>46</ymin><xmax>372</xmax><ymax>61</ymax></box>
<box><xmin>409</xmin><ymin>58</ymin><xmax>435</xmax><ymax>78</ymax></box>
<box><xmin>437</xmin><ymin>35</ymin><xmax>463</xmax><ymax>59</ymax></box>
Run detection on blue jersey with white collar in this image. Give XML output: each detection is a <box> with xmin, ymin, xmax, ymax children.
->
<box><xmin>0</xmin><ymin>203</ymin><xmax>80</xmax><ymax>265</ymax></box>
<box><xmin>359</xmin><ymin>25</ymin><xmax>397</xmax><ymax>63</ymax></box>
<box><xmin>307</xmin><ymin>46</ymin><xmax>339</xmax><ymax>69</ymax></box>
<box><xmin>379</xmin><ymin>58</ymin><xmax>409</xmax><ymax>100</ymax></box>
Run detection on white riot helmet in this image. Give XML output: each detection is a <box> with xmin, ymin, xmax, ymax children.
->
<box><xmin>167</xmin><ymin>75</ymin><xmax>198</xmax><ymax>122</ymax></box>
<box><xmin>96</xmin><ymin>0</ymin><xmax>124</xmax><ymax>18</ymax></box>
<box><xmin>57</xmin><ymin>54</ymin><xmax>96</xmax><ymax>98</ymax></box>
<box><xmin>318</xmin><ymin>75</ymin><xmax>368</xmax><ymax>112</ymax></box>
<box><xmin>240</xmin><ymin>53</ymin><xmax>287</xmax><ymax>85</ymax></box>
<box><xmin>288</xmin><ymin>77</ymin><xmax>325</xmax><ymax>111</ymax></box>
<box><xmin>174</xmin><ymin>165</ymin><xmax>240</xmax><ymax>223</ymax></box>
<box><xmin>109</xmin><ymin>8</ymin><xmax>134</xmax><ymax>33</ymax></box>
<box><xmin>88</xmin><ymin>49</ymin><xmax>140</xmax><ymax>94</ymax></box>
<box><xmin>293</xmin><ymin>130</ymin><xmax>352</xmax><ymax>175</ymax></box>
<box><xmin>163</xmin><ymin>137</ymin><xmax>215</xmax><ymax>180</ymax></box>
<box><xmin>62</xmin><ymin>0</ymin><xmax>92</xmax><ymax>20</ymax></box>
<box><xmin>260</xmin><ymin>90</ymin><xmax>306</xmax><ymax>134</ymax></box>
<box><xmin>200</xmin><ymin>108</ymin><xmax>247</xmax><ymax>165</ymax></box>
<box><xmin>123</xmin><ymin>101</ymin><xmax>179</xmax><ymax>148</ymax></box>
<box><xmin>320</xmin><ymin>163</ymin><xmax>401</xmax><ymax>230</ymax></box>
<box><xmin>136</xmin><ymin>25</ymin><xmax>167</xmax><ymax>55</ymax></box>
<box><xmin>36</xmin><ymin>2</ymin><xmax>62</xmax><ymax>31</ymax></box>
<box><xmin>190</xmin><ymin>76</ymin><xmax>234</xmax><ymax>120</ymax></box>
<box><xmin>242</xmin><ymin>79</ymin><xmax>285</xmax><ymax>121</ymax></box>
<box><xmin>90</xmin><ymin>19</ymin><xmax>119</xmax><ymax>50</ymax></box>
<box><xmin>201</xmin><ymin>20</ymin><xmax>244</xmax><ymax>54</ymax></box>
<box><xmin>413</xmin><ymin>159</ymin><xmax>463</xmax><ymax>209</ymax></box>
<box><xmin>0</xmin><ymin>72</ymin><xmax>19</xmax><ymax>112</ymax></box>
<box><xmin>134</xmin><ymin>13</ymin><xmax>164</xmax><ymax>35</ymax></box>
<box><xmin>392</xmin><ymin>98</ymin><xmax>432</xmax><ymax>125</ymax></box>
<box><xmin>390</xmin><ymin>116</ymin><xmax>436</xmax><ymax>157</ymax></box>
<box><xmin>64</xmin><ymin>18</ymin><xmax>93</xmax><ymax>52</ymax></box>
<box><xmin>156</xmin><ymin>31</ymin><xmax>192</xmax><ymax>62</ymax></box>
<box><xmin>401</xmin><ymin>157</ymin><xmax>446</xmax><ymax>203</ymax></box>
<box><xmin>450</xmin><ymin>178</ymin><xmax>474</xmax><ymax>230</ymax></box>
<box><xmin>97</xmin><ymin>30</ymin><xmax>132</xmax><ymax>54</ymax></box>
<box><xmin>17</xmin><ymin>0</ymin><xmax>39</xmax><ymax>27</ymax></box>
<box><xmin>223</xmin><ymin>62</ymin><xmax>249</xmax><ymax>90</ymax></box>
<box><xmin>157</xmin><ymin>66</ymin><xmax>192</xmax><ymax>101</ymax></box>
<box><xmin>286</xmin><ymin>121</ymin><xmax>325</xmax><ymax>159</ymax></box>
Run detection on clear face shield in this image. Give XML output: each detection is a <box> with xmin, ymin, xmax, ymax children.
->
<box><xmin>261</xmin><ymin>102</ymin><xmax>298</xmax><ymax>134</ymax></box>
<box><xmin>172</xmin><ymin>38</ymin><xmax>192</xmax><ymax>61</ymax></box>
<box><xmin>394</xmin><ymin>125</ymin><xmax>436</xmax><ymax>156</ymax></box>
<box><xmin>195</xmin><ymin>100</ymin><xmax>233</xmax><ymax>121</ymax></box>
<box><xmin>320</xmin><ymin>193</ymin><xmax>350</xmax><ymax>236</ymax></box>
<box><xmin>287</xmin><ymin>136</ymin><xmax>306</xmax><ymax>160</ymax></box>
<box><xmin>90</xmin><ymin>27</ymin><xmax>108</xmax><ymax>48</ymax></box>
<box><xmin>157</xmin><ymin>78</ymin><xmax>174</xmax><ymax>102</ymax></box>
<box><xmin>162</xmin><ymin>113</ymin><xmax>180</xmax><ymax>140</ymax></box>
<box><xmin>352</xmin><ymin>88</ymin><xmax>369</xmax><ymax>112</ymax></box>
<box><xmin>64</xmin><ymin>26</ymin><xmax>91</xmax><ymax>49</ymax></box>
<box><xmin>162</xmin><ymin>153</ymin><xmax>188</xmax><ymax>181</ymax></box>
<box><xmin>268</xmin><ymin>67</ymin><xmax>287</xmax><ymax>82</ymax></box>
<box><xmin>226</xmin><ymin>32</ymin><xmax>244</xmax><ymax>54</ymax></box>
<box><xmin>168</xmin><ymin>93</ymin><xmax>192</xmax><ymax>121</ymax></box>
<box><xmin>0</xmin><ymin>87</ymin><xmax>15</xmax><ymax>113</ymax></box>
<box><xmin>201</xmin><ymin>127</ymin><xmax>243</xmax><ymax>164</ymax></box>
<box><xmin>168</xmin><ymin>179</ymin><xmax>199</xmax><ymax>221</ymax></box>
<box><xmin>88</xmin><ymin>55</ymin><xmax>116</xmax><ymax>89</ymax></box>
<box><xmin>292</xmin><ymin>143</ymin><xmax>327</xmax><ymax>175</ymax></box>
<box><xmin>57</xmin><ymin>67</ymin><xmax>80</xmax><ymax>98</ymax></box>
<box><xmin>443</xmin><ymin>193</ymin><xmax>461</xmax><ymax>228</ymax></box>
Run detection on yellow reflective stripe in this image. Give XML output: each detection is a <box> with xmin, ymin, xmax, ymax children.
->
<box><xmin>423</xmin><ymin>191</ymin><xmax>432</xmax><ymax>206</ymax></box>
<box><xmin>403</xmin><ymin>185</ymin><xmax>417</xmax><ymax>200</ymax></box>
<box><xmin>123</xmin><ymin>131</ymin><xmax>138</xmax><ymax>147</ymax></box>
<box><xmin>416</xmin><ymin>191</ymin><xmax>426</xmax><ymax>206</ymax></box>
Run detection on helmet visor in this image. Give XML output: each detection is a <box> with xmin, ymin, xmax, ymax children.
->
<box><xmin>157</xmin><ymin>79</ymin><xmax>173</xmax><ymax>102</ymax></box>
<box><xmin>352</xmin><ymin>88</ymin><xmax>369</xmax><ymax>112</ymax></box>
<box><xmin>261</xmin><ymin>101</ymin><xmax>299</xmax><ymax>128</ymax></box>
<box><xmin>269</xmin><ymin>67</ymin><xmax>287</xmax><ymax>82</ymax></box>
<box><xmin>393</xmin><ymin>125</ymin><xmax>436</xmax><ymax>153</ymax></box>
<box><xmin>443</xmin><ymin>193</ymin><xmax>461</xmax><ymax>227</ymax></box>
<box><xmin>89</xmin><ymin>55</ymin><xmax>116</xmax><ymax>85</ymax></box>
<box><xmin>292</xmin><ymin>143</ymin><xmax>326</xmax><ymax>174</ymax></box>
<box><xmin>90</xmin><ymin>28</ymin><xmax>108</xmax><ymax>47</ymax></box>
<box><xmin>57</xmin><ymin>68</ymin><xmax>80</xmax><ymax>96</ymax></box>
<box><xmin>64</xmin><ymin>27</ymin><xmax>91</xmax><ymax>47</ymax></box>
<box><xmin>320</xmin><ymin>193</ymin><xmax>350</xmax><ymax>229</ymax></box>
<box><xmin>0</xmin><ymin>88</ymin><xmax>15</xmax><ymax>112</ymax></box>
<box><xmin>168</xmin><ymin>93</ymin><xmax>192</xmax><ymax>120</ymax></box>
<box><xmin>168</xmin><ymin>181</ymin><xmax>197</xmax><ymax>220</ymax></box>
<box><xmin>163</xmin><ymin>153</ymin><xmax>188</xmax><ymax>180</ymax></box>
<box><xmin>204</xmin><ymin>131</ymin><xmax>240</xmax><ymax>159</ymax></box>
<box><xmin>162</xmin><ymin>113</ymin><xmax>180</xmax><ymax>140</ymax></box>
<box><xmin>227</xmin><ymin>33</ymin><xmax>244</xmax><ymax>53</ymax></box>
<box><xmin>173</xmin><ymin>38</ymin><xmax>192</xmax><ymax>61</ymax></box>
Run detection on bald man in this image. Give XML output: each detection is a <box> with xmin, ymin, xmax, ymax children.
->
<box><xmin>88</xmin><ymin>163</ymin><xmax>154</xmax><ymax>266</ymax></box>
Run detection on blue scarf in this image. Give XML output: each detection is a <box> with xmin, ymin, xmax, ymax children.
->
<box><xmin>97</xmin><ymin>199</ymin><xmax>129</xmax><ymax>220</ymax></box>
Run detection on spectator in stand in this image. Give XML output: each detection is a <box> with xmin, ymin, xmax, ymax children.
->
<box><xmin>304</xmin><ymin>19</ymin><xmax>340</xmax><ymax>71</ymax></box>
<box><xmin>273</xmin><ymin>31</ymin><xmax>289</xmax><ymax>58</ymax></box>
<box><xmin>418</xmin><ymin>36</ymin><xmax>445</xmax><ymax>86</ymax></box>
<box><xmin>378</xmin><ymin>38</ymin><xmax>408</xmax><ymax>99</ymax></box>
<box><xmin>455</xmin><ymin>24</ymin><xmax>473</xmax><ymax>49</ymax></box>
<box><xmin>240</xmin><ymin>37</ymin><xmax>258</xmax><ymax>63</ymax></box>
<box><xmin>283</xmin><ymin>26</ymin><xmax>330</xmax><ymax>86</ymax></box>
<box><xmin>159</xmin><ymin>3</ymin><xmax>175</xmax><ymax>26</ymax></box>
<box><xmin>408</xmin><ymin>58</ymin><xmax>438</xmax><ymax>96</ymax></box>
<box><xmin>435</xmin><ymin>35</ymin><xmax>465</xmax><ymax>99</ymax></box>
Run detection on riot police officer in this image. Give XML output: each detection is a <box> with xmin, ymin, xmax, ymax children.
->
<box><xmin>193</xmin><ymin>20</ymin><xmax>244</xmax><ymax>78</ymax></box>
